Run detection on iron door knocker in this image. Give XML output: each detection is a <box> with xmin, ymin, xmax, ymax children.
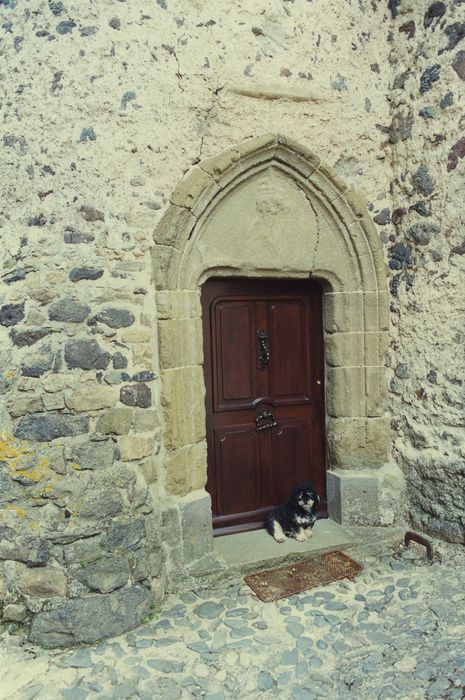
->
<box><xmin>255</xmin><ymin>408</ymin><xmax>278</xmax><ymax>432</ymax></box>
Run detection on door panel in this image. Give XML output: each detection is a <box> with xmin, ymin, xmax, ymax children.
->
<box><xmin>272</xmin><ymin>417</ymin><xmax>311</xmax><ymax>506</ymax></box>
<box><xmin>214</xmin><ymin>425</ymin><xmax>260</xmax><ymax>516</ymax></box>
<box><xmin>202</xmin><ymin>278</ymin><xmax>326</xmax><ymax>536</ymax></box>
<box><xmin>269</xmin><ymin>300</ymin><xmax>310</xmax><ymax>404</ymax></box>
<box><xmin>214</xmin><ymin>301</ymin><xmax>255</xmax><ymax>408</ymax></box>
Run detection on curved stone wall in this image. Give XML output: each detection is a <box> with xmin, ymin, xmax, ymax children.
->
<box><xmin>2</xmin><ymin>0</ymin><xmax>462</xmax><ymax>646</ymax></box>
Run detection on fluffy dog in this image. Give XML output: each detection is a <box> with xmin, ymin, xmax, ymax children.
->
<box><xmin>266</xmin><ymin>482</ymin><xmax>319</xmax><ymax>543</ymax></box>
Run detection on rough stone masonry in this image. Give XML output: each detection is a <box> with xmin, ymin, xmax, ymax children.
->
<box><xmin>0</xmin><ymin>0</ymin><xmax>464</xmax><ymax>645</ymax></box>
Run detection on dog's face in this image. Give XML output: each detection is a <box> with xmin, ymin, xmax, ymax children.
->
<box><xmin>291</xmin><ymin>483</ymin><xmax>319</xmax><ymax>512</ymax></box>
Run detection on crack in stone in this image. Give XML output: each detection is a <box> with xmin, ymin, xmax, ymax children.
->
<box><xmin>196</xmin><ymin>82</ymin><xmax>225</xmax><ymax>162</ymax></box>
<box><xmin>161</xmin><ymin>44</ymin><xmax>184</xmax><ymax>93</ymax></box>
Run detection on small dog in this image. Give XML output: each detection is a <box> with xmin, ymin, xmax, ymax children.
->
<box><xmin>266</xmin><ymin>482</ymin><xmax>319</xmax><ymax>543</ymax></box>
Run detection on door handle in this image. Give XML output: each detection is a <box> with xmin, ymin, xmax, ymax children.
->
<box><xmin>255</xmin><ymin>409</ymin><xmax>278</xmax><ymax>432</ymax></box>
<box><xmin>256</xmin><ymin>329</ymin><xmax>270</xmax><ymax>368</ymax></box>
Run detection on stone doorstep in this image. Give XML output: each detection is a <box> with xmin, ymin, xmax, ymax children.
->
<box><xmin>214</xmin><ymin>519</ymin><xmax>406</xmax><ymax>575</ymax></box>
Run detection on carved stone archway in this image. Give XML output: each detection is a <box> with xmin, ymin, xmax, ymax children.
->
<box><xmin>153</xmin><ymin>134</ymin><xmax>404</xmax><ymax>583</ymax></box>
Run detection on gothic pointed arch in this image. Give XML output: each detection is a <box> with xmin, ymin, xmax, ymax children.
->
<box><xmin>152</xmin><ymin>134</ymin><xmax>401</xmax><ymax>559</ymax></box>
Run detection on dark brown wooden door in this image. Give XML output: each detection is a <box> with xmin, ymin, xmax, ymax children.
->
<box><xmin>202</xmin><ymin>278</ymin><xmax>326</xmax><ymax>536</ymax></box>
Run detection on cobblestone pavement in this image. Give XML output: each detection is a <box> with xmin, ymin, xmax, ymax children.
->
<box><xmin>1</xmin><ymin>539</ymin><xmax>465</xmax><ymax>700</ymax></box>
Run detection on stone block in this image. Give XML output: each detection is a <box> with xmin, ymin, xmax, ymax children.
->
<box><xmin>2</xmin><ymin>603</ymin><xmax>27</xmax><ymax>622</ymax></box>
<box><xmin>112</xmin><ymin>352</ymin><xmax>128</xmax><ymax>370</ymax></box>
<box><xmin>21</xmin><ymin>344</ymin><xmax>54</xmax><ymax>378</ymax></box>
<box><xmin>65</xmin><ymin>384</ymin><xmax>117</xmax><ymax>412</ymax></box>
<box><xmin>29</xmin><ymin>584</ymin><xmax>151</xmax><ymax>647</ymax></box>
<box><xmin>151</xmin><ymin>246</ymin><xmax>181</xmax><ymax>291</ymax></box>
<box><xmin>42</xmin><ymin>393</ymin><xmax>66</xmax><ymax>411</ymax></box>
<box><xmin>131</xmin><ymin>344</ymin><xmax>153</xmax><ymax>368</ymax></box>
<box><xmin>17</xmin><ymin>565</ymin><xmax>67</xmax><ymax>598</ymax></box>
<box><xmin>275</xmin><ymin>136</ymin><xmax>321</xmax><ymax>177</ymax></box>
<box><xmin>161</xmin><ymin>367</ymin><xmax>206</xmax><ymax>449</ymax></box>
<box><xmin>105</xmin><ymin>519</ymin><xmax>146</xmax><ymax>550</ymax></box>
<box><xmin>324</xmin><ymin>292</ymin><xmax>364</xmax><ymax>334</ymax></box>
<box><xmin>96</xmin><ymin>408</ymin><xmax>133</xmax><ymax>435</ymax></box>
<box><xmin>132</xmin><ymin>551</ymin><xmax>151</xmax><ymax>582</ymax></box>
<box><xmin>365</xmin><ymin>331</ymin><xmax>389</xmax><ymax>367</ymax></box>
<box><xmin>158</xmin><ymin>318</ymin><xmax>203</xmax><ymax>369</ymax></box>
<box><xmin>327</xmin><ymin>463</ymin><xmax>404</xmax><ymax>527</ymax></box>
<box><xmin>69</xmin><ymin>267</ymin><xmax>104</xmax><ymax>282</ymax></box>
<box><xmin>139</xmin><ymin>456</ymin><xmax>159</xmax><ymax>484</ymax></box>
<box><xmin>327</xmin><ymin>470</ymin><xmax>380</xmax><ymax>526</ymax></box>
<box><xmin>161</xmin><ymin>506</ymin><xmax>182</xmax><ymax>549</ymax></box>
<box><xmin>118</xmin><ymin>436</ymin><xmax>153</xmax><ymax>461</ymax></box>
<box><xmin>10</xmin><ymin>328</ymin><xmax>51</xmax><ymax>347</ymax></box>
<box><xmin>364</xmin><ymin>291</ymin><xmax>389</xmax><ymax>333</ymax></box>
<box><xmin>121</xmin><ymin>328</ymin><xmax>151</xmax><ymax>343</ymax></box>
<box><xmin>324</xmin><ymin>291</ymin><xmax>388</xmax><ymax>334</ymax></box>
<box><xmin>103</xmin><ymin>369</ymin><xmax>131</xmax><ymax>384</ymax></box>
<box><xmin>131</xmin><ymin>409</ymin><xmax>160</xmax><ymax>433</ymax></box>
<box><xmin>170</xmin><ymin>165</ymin><xmax>220</xmax><ymax>218</ymax></box>
<box><xmin>120</xmin><ymin>384</ymin><xmax>151</xmax><ymax>408</ymax></box>
<box><xmin>234</xmin><ymin>132</ymin><xmax>277</xmax><ymax>162</ymax></box>
<box><xmin>44</xmin><ymin>444</ymin><xmax>66</xmax><ymax>474</ymax></box>
<box><xmin>327</xmin><ymin>416</ymin><xmax>390</xmax><ymax>469</ymax></box>
<box><xmin>62</xmin><ymin>536</ymin><xmax>105</xmax><ymax>565</ymax></box>
<box><xmin>153</xmin><ymin>204</ymin><xmax>196</xmax><ymax>248</ymax></box>
<box><xmin>326</xmin><ymin>366</ymin><xmax>365</xmax><ymax>418</ymax></box>
<box><xmin>199</xmin><ymin>146</ymin><xmax>242</xmax><ymax>182</ymax></box>
<box><xmin>156</xmin><ymin>290</ymin><xmax>201</xmax><ymax>321</ymax></box>
<box><xmin>93</xmin><ymin>308</ymin><xmax>135</xmax><ymax>329</ymax></box>
<box><xmin>8</xmin><ymin>395</ymin><xmax>43</xmax><ymax>417</ymax></box>
<box><xmin>0</xmin><ymin>302</ymin><xmax>25</xmax><ymax>327</ymax></box>
<box><xmin>16</xmin><ymin>377</ymin><xmax>40</xmax><ymax>392</ymax></box>
<box><xmin>73</xmin><ymin>555</ymin><xmax>130</xmax><ymax>593</ymax></box>
<box><xmin>64</xmin><ymin>339</ymin><xmax>110</xmax><ymax>370</ymax></box>
<box><xmin>77</xmin><ymin>488</ymin><xmax>123</xmax><ymax>520</ymax></box>
<box><xmin>165</xmin><ymin>442</ymin><xmax>207</xmax><ymax>496</ymax></box>
<box><xmin>14</xmin><ymin>414</ymin><xmax>89</xmax><ymax>441</ymax></box>
<box><xmin>179</xmin><ymin>490</ymin><xmax>215</xmax><ymax>565</ymax></box>
<box><xmin>48</xmin><ymin>299</ymin><xmax>90</xmax><ymax>323</ymax></box>
<box><xmin>69</xmin><ymin>439</ymin><xmax>115</xmax><ymax>471</ymax></box>
<box><xmin>366</xmin><ymin>366</ymin><xmax>388</xmax><ymax>417</ymax></box>
<box><xmin>325</xmin><ymin>332</ymin><xmax>364</xmax><ymax>368</ymax></box>
<box><xmin>42</xmin><ymin>374</ymin><xmax>75</xmax><ymax>393</ymax></box>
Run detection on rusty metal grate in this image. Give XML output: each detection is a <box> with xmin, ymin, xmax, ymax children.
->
<box><xmin>244</xmin><ymin>550</ymin><xmax>363</xmax><ymax>602</ymax></box>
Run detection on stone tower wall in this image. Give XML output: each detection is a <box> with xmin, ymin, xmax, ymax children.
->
<box><xmin>0</xmin><ymin>0</ymin><xmax>463</xmax><ymax>644</ymax></box>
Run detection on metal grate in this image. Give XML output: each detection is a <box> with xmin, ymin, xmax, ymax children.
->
<box><xmin>244</xmin><ymin>550</ymin><xmax>363</xmax><ymax>602</ymax></box>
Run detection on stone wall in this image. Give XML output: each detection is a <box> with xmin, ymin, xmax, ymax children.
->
<box><xmin>0</xmin><ymin>0</ymin><xmax>463</xmax><ymax>645</ymax></box>
<box><xmin>386</xmin><ymin>0</ymin><xmax>465</xmax><ymax>543</ymax></box>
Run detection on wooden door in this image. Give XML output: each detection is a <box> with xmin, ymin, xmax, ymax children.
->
<box><xmin>202</xmin><ymin>278</ymin><xmax>326</xmax><ymax>536</ymax></box>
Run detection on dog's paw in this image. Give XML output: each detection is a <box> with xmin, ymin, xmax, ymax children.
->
<box><xmin>295</xmin><ymin>532</ymin><xmax>306</xmax><ymax>542</ymax></box>
<box><xmin>305</xmin><ymin>529</ymin><xmax>313</xmax><ymax>539</ymax></box>
<box><xmin>274</xmin><ymin>535</ymin><xmax>286</xmax><ymax>543</ymax></box>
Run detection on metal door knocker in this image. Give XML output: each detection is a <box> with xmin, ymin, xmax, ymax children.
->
<box><xmin>255</xmin><ymin>408</ymin><xmax>278</xmax><ymax>432</ymax></box>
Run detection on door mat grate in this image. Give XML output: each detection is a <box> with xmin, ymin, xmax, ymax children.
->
<box><xmin>244</xmin><ymin>550</ymin><xmax>363</xmax><ymax>602</ymax></box>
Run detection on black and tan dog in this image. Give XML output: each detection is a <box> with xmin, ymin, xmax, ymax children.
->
<box><xmin>266</xmin><ymin>483</ymin><xmax>319</xmax><ymax>543</ymax></box>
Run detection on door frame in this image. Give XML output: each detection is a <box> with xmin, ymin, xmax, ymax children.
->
<box><xmin>152</xmin><ymin>135</ymin><xmax>402</xmax><ymax>581</ymax></box>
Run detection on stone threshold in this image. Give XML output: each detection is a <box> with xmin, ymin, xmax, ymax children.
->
<box><xmin>213</xmin><ymin>519</ymin><xmax>406</xmax><ymax>576</ymax></box>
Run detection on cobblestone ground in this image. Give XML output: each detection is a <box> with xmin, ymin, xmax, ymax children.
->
<box><xmin>1</xmin><ymin>540</ymin><xmax>465</xmax><ymax>700</ymax></box>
